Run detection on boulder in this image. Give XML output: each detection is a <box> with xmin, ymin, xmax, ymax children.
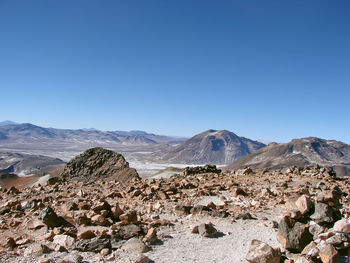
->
<box><xmin>119</xmin><ymin>224</ymin><xmax>143</xmax><ymax>240</ymax></box>
<box><xmin>39</xmin><ymin>206</ymin><xmax>72</xmax><ymax>228</ymax></box>
<box><xmin>198</xmin><ymin>223</ymin><xmax>218</xmax><ymax>237</ymax></box>
<box><xmin>72</xmin><ymin>237</ymin><xmax>111</xmax><ymax>252</ymax></box>
<box><xmin>318</xmin><ymin>241</ymin><xmax>339</xmax><ymax>263</ymax></box>
<box><xmin>119</xmin><ymin>210</ymin><xmax>138</xmax><ymax>224</ymax></box>
<box><xmin>121</xmin><ymin>237</ymin><xmax>150</xmax><ymax>253</ymax></box>
<box><xmin>53</xmin><ymin>235</ymin><xmax>76</xmax><ymax>248</ymax></box>
<box><xmin>333</xmin><ymin>219</ymin><xmax>350</xmax><ymax>234</ymax></box>
<box><xmin>246</xmin><ymin>239</ymin><xmax>281</xmax><ymax>263</ymax></box>
<box><xmin>310</xmin><ymin>203</ymin><xmax>334</xmax><ymax>224</ymax></box>
<box><xmin>295</xmin><ymin>195</ymin><xmax>313</xmax><ymax>215</ymax></box>
<box><xmin>277</xmin><ymin>216</ymin><xmax>313</xmax><ymax>252</ymax></box>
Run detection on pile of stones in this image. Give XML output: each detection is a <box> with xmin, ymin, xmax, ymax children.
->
<box><xmin>246</xmin><ymin>185</ymin><xmax>350</xmax><ymax>263</ymax></box>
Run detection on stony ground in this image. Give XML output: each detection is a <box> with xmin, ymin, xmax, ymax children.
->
<box><xmin>0</xmin><ymin>166</ymin><xmax>349</xmax><ymax>262</ymax></box>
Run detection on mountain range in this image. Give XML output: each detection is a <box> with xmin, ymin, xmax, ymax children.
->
<box><xmin>0</xmin><ymin>122</ymin><xmax>183</xmax><ymax>145</ymax></box>
<box><xmin>1</xmin><ymin>121</ymin><xmax>350</xmax><ymax>177</ymax></box>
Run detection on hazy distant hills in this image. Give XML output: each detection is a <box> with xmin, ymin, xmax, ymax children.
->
<box><xmin>159</xmin><ymin>129</ymin><xmax>266</xmax><ymax>165</ymax></box>
<box><xmin>0</xmin><ymin>121</ymin><xmax>18</xmax><ymax>126</ymax></box>
<box><xmin>0</xmin><ymin>123</ymin><xmax>184</xmax><ymax>146</ymax></box>
<box><xmin>226</xmin><ymin>137</ymin><xmax>350</xmax><ymax>176</ymax></box>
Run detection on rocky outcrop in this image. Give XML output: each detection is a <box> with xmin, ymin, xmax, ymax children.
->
<box><xmin>61</xmin><ymin>147</ymin><xmax>139</xmax><ymax>182</ymax></box>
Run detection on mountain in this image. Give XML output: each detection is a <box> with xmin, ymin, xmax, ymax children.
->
<box><xmin>159</xmin><ymin>129</ymin><xmax>266</xmax><ymax>165</ymax></box>
<box><xmin>120</xmin><ymin>134</ymin><xmax>158</xmax><ymax>145</ymax></box>
<box><xmin>0</xmin><ymin>152</ymin><xmax>65</xmax><ymax>176</ymax></box>
<box><xmin>225</xmin><ymin>137</ymin><xmax>350</xmax><ymax>176</ymax></box>
<box><xmin>0</xmin><ymin>121</ymin><xmax>19</xmax><ymax>126</ymax></box>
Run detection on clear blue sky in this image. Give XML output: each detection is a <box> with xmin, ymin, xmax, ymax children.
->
<box><xmin>0</xmin><ymin>1</ymin><xmax>349</xmax><ymax>143</ymax></box>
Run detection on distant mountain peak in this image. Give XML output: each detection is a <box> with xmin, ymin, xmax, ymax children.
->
<box><xmin>160</xmin><ymin>129</ymin><xmax>265</xmax><ymax>165</ymax></box>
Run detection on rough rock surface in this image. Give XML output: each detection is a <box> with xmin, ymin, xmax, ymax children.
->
<box><xmin>61</xmin><ymin>147</ymin><xmax>139</xmax><ymax>182</ymax></box>
<box><xmin>246</xmin><ymin>239</ymin><xmax>281</xmax><ymax>263</ymax></box>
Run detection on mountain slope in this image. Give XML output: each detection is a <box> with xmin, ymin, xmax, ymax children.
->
<box><xmin>160</xmin><ymin>129</ymin><xmax>266</xmax><ymax>165</ymax></box>
<box><xmin>0</xmin><ymin>152</ymin><xmax>65</xmax><ymax>176</ymax></box>
<box><xmin>225</xmin><ymin>137</ymin><xmax>350</xmax><ymax>175</ymax></box>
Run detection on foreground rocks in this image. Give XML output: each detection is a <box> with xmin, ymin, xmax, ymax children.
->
<box><xmin>1</xmin><ymin>152</ymin><xmax>350</xmax><ymax>262</ymax></box>
<box><xmin>247</xmin><ymin>176</ymin><xmax>350</xmax><ymax>263</ymax></box>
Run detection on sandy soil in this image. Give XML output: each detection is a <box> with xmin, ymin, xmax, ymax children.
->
<box><xmin>145</xmin><ymin>212</ymin><xmax>280</xmax><ymax>263</ymax></box>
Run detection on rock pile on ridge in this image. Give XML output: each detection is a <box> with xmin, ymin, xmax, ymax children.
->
<box><xmin>61</xmin><ymin>147</ymin><xmax>139</xmax><ymax>182</ymax></box>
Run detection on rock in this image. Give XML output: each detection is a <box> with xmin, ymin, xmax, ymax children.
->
<box><xmin>294</xmin><ymin>255</ymin><xmax>312</xmax><ymax>263</ymax></box>
<box><xmin>119</xmin><ymin>210</ymin><xmax>138</xmax><ymax>224</ymax></box>
<box><xmin>5</xmin><ymin>237</ymin><xmax>16</xmax><ymax>249</ymax></box>
<box><xmin>121</xmin><ymin>237</ymin><xmax>150</xmax><ymax>253</ymax></box>
<box><xmin>245</xmin><ymin>239</ymin><xmax>281</xmax><ymax>263</ymax></box>
<box><xmin>174</xmin><ymin>205</ymin><xmax>193</xmax><ymax>216</ymax></box>
<box><xmin>91</xmin><ymin>215</ymin><xmax>107</xmax><ymax>226</ymax></box>
<box><xmin>53</xmin><ymin>234</ymin><xmax>76</xmax><ymax>248</ymax></box>
<box><xmin>158</xmin><ymin>191</ymin><xmax>168</xmax><ymax>200</ymax></box>
<box><xmin>143</xmin><ymin>228</ymin><xmax>157</xmax><ymax>245</ymax></box>
<box><xmin>309</xmin><ymin>221</ymin><xmax>326</xmax><ymax>239</ymax></box>
<box><xmin>296</xmin><ymin>195</ymin><xmax>313</xmax><ymax>215</ymax></box>
<box><xmin>235</xmin><ymin>213</ymin><xmax>255</xmax><ymax>220</ymax></box>
<box><xmin>190</xmin><ymin>205</ymin><xmax>211</xmax><ymax>215</ymax></box>
<box><xmin>191</xmin><ymin>225</ymin><xmax>199</xmax><ymax>234</ymax></box>
<box><xmin>24</xmin><ymin>243</ymin><xmax>50</xmax><ymax>257</ymax></box>
<box><xmin>61</xmin><ymin>147</ymin><xmax>140</xmax><ymax>182</ymax></box>
<box><xmin>232</xmin><ymin>187</ymin><xmax>248</xmax><ymax>197</ymax></box>
<box><xmin>60</xmin><ymin>253</ymin><xmax>83</xmax><ymax>263</ymax></box>
<box><xmin>277</xmin><ymin>216</ymin><xmax>313</xmax><ymax>252</ymax></box>
<box><xmin>183</xmin><ymin>165</ymin><xmax>221</xmax><ymax>176</ymax></box>
<box><xmin>46</xmin><ymin>176</ymin><xmax>60</xmax><ymax>185</ymax></box>
<box><xmin>301</xmin><ymin>241</ymin><xmax>318</xmax><ymax>258</ymax></box>
<box><xmin>100</xmin><ymin>248</ymin><xmax>110</xmax><ymax>256</ymax></box>
<box><xmin>333</xmin><ymin>219</ymin><xmax>350</xmax><ymax>233</ymax></box>
<box><xmin>72</xmin><ymin>237</ymin><xmax>111</xmax><ymax>252</ymax></box>
<box><xmin>134</xmin><ymin>255</ymin><xmax>150</xmax><ymax>263</ymax></box>
<box><xmin>0</xmin><ymin>207</ymin><xmax>10</xmax><ymax>215</ymax></box>
<box><xmin>310</xmin><ymin>203</ymin><xmax>334</xmax><ymax>223</ymax></box>
<box><xmin>39</xmin><ymin>206</ymin><xmax>72</xmax><ymax>228</ymax></box>
<box><xmin>77</xmin><ymin>230</ymin><xmax>96</xmax><ymax>239</ymax></box>
<box><xmin>198</xmin><ymin>223</ymin><xmax>218</xmax><ymax>237</ymax></box>
<box><xmin>111</xmin><ymin>205</ymin><xmax>123</xmax><ymax>219</ymax></box>
<box><xmin>318</xmin><ymin>241</ymin><xmax>339</xmax><ymax>263</ymax></box>
<box><xmin>119</xmin><ymin>224</ymin><xmax>143</xmax><ymax>239</ymax></box>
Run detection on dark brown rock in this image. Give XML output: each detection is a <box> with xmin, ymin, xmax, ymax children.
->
<box><xmin>61</xmin><ymin>147</ymin><xmax>140</xmax><ymax>182</ymax></box>
<box><xmin>277</xmin><ymin>216</ymin><xmax>313</xmax><ymax>252</ymax></box>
